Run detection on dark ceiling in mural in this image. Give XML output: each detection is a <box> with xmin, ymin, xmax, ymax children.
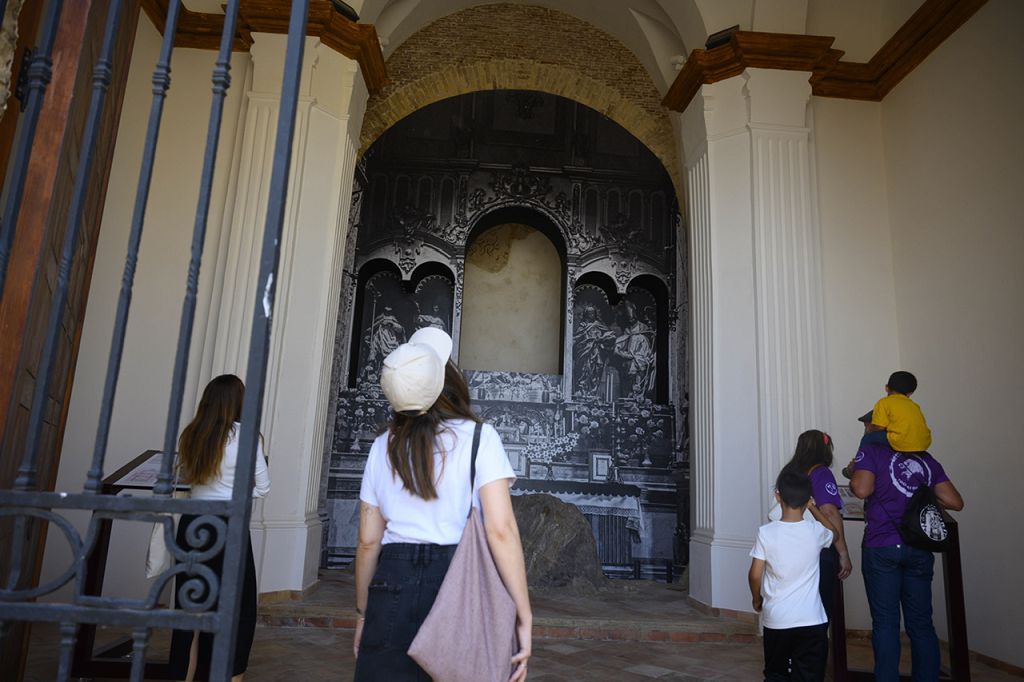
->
<box><xmin>321</xmin><ymin>90</ymin><xmax>690</xmax><ymax>578</ymax></box>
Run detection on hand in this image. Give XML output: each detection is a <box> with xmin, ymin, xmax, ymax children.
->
<box><xmin>353</xmin><ymin>617</ymin><xmax>364</xmax><ymax>659</ymax></box>
<box><xmin>838</xmin><ymin>552</ymin><xmax>853</xmax><ymax>581</ymax></box>
<box><xmin>509</xmin><ymin>617</ymin><xmax>532</xmax><ymax>682</ymax></box>
<box><xmin>752</xmin><ymin>596</ymin><xmax>763</xmax><ymax>613</ymax></box>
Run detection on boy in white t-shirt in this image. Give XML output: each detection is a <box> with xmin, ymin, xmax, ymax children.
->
<box><xmin>749</xmin><ymin>467</ymin><xmax>838</xmax><ymax>681</ymax></box>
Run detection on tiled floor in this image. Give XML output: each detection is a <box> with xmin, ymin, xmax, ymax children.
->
<box><xmin>259</xmin><ymin>571</ymin><xmax>757</xmax><ymax>641</ymax></box>
<box><xmin>19</xmin><ymin>570</ymin><xmax>1021</xmax><ymax>682</ymax></box>
<box><xmin>24</xmin><ymin>621</ymin><xmax>1023</xmax><ymax>681</ymax></box>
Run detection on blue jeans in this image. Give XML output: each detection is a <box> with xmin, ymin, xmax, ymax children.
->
<box><xmin>859</xmin><ymin>429</ymin><xmax>889</xmax><ymax>449</ymax></box>
<box><xmin>862</xmin><ymin>544</ymin><xmax>940</xmax><ymax>681</ymax></box>
<box><xmin>354</xmin><ymin>543</ymin><xmax>457</xmax><ymax>681</ymax></box>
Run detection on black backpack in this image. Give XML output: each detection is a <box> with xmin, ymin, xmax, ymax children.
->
<box><xmin>899</xmin><ymin>476</ymin><xmax>953</xmax><ymax>552</ymax></box>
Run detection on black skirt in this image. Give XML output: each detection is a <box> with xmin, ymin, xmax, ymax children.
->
<box><xmin>168</xmin><ymin>513</ymin><xmax>258</xmax><ymax>680</ymax></box>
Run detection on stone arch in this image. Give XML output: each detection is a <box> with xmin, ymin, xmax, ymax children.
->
<box><xmin>359</xmin><ymin>3</ymin><xmax>681</xmax><ymax>191</ymax></box>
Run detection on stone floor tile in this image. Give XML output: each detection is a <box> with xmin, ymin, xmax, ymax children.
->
<box><xmin>624</xmin><ymin>662</ymin><xmax>683</xmax><ymax>677</ymax></box>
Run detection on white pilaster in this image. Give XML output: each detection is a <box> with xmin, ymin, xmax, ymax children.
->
<box><xmin>746</xmin><ymin>69</ymin><xmax>829</xmax><ymax>517</ymax></box>
<box><xmin>197</xmin><ymin>33</ymin><xmax>369</xmax><ymax>593</ymax></box>
<box><xmin>681</xmin><ymin>68</ymin><xmax>827</xmax><ymax>612</ymax></box>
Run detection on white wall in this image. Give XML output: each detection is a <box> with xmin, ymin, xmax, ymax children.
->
<box><xmin>812</xmin><ymin>95</ymin><xmax>906</xmax><ymax>633</ymax></box>
<box><xmin>41</xmin><ymin>17</ymin><xmax>251</xmax><ymax>600</ymax></box>
<box><xmin>880</xmin><ymin>0</ymin><xmax>1024</xmax><ymax>667</ymax></box>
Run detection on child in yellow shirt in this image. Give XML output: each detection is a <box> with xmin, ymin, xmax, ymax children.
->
<box><xmin>862</xmin><ymin>371</ymin><xmax>932</xmax><ymax>453</ymax></box>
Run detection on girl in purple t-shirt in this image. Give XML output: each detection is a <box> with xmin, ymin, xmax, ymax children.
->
<box><xmin>848</xmin><ymin>436</ymin><xmax>964</xmax><ymax>682</ymax></box>
<box><xmin>783</xmin><ymin>430</ymin><xmax>852</xmax><ymax>622</ymax></box>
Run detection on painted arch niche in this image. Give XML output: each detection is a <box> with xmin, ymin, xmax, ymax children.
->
<box><xmin>324</xmin><ymin>90</ymin><xmax>688</xmax><ymax>576</ymax></box>
<box><xmin>460</xmin><ymin>220</ymin><xmax>564</xmax><ymax>374</ymax></box>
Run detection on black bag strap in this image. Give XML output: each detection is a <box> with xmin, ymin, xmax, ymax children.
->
<box><xmin>468</xmin><ymin>421</ymin><xmax>482</xmax><ymax>516</ymax></box>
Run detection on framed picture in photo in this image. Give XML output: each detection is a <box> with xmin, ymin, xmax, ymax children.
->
<box><xmin>591</xmin><ymin>451</ymin><xmax>612</xmax><ymax>482</ymax></box>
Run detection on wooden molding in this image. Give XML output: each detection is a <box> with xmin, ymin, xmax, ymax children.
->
<box><xmin>139</xmin><ymin>0</ymin><xmax>388</xmax><ymax>93</ymax></box>
<box><xmin>663</xmin><ymin>0</ymin><xmax>988</xmax><ymax>111</ymax></box>
<box><xmin>663</xmin><ymin>32</ymin><xmax>842</xmax><ymax>111</ymax></box>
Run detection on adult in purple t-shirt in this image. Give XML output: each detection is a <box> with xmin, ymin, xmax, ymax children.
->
<box><xmin>783</xmin><ymin>430</ymin><xmax>852</xmax><ymax>624</ymax></box>
<box><xmin>849</xmin><ymin>433</ymin><xmax>964</xmax><ymax>682</ymax></box>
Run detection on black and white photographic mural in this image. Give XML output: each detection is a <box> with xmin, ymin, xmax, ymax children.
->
<box><xmin>321</xmin><ymin>90</ymin><xmax>688</xmax><ymax>576</ymax></box>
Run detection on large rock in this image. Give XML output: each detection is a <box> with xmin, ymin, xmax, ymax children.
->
<box><xmin>511</xmin><ymin>493</ymin><xmax>605</xmax><ymax>592</ymax></box>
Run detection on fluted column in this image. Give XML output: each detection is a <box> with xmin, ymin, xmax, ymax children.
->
<box><xmin>747</xmin><ymin>69</ymin><xmax>828</xmax><ymax>514</ymax></box>
<box><xmin>196</xmin><ymin>33</ymin><xmax>369</xmax><ymax>593</ymax></box>
<box><xmin>680</xmin><ymin>68</ymin><xmax>827</xmax><ymax>611</ymax></box>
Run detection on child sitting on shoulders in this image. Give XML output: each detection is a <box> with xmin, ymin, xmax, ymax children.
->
<box><xmin>749</xmin><ymin>467</ymin><xmax>838</xmax><ymax>682</ymax></box>
<box><xmin>862</xmin><ymin>371</ymin><xmax>932</xmax><ymax>453</ymax></box>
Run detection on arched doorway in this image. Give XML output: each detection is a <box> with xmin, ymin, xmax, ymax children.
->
<box><xmin>322</xmin><ymin>90</ymin><xmax>688</xmax><ymax>576</ymax></box>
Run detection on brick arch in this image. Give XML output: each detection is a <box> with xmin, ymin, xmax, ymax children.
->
<box><xmin>359</xmin><ymin>4</ymin><xmax>681</xmax><ymax>191</ymax></box>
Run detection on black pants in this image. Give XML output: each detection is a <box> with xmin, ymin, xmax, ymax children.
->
<box><xmin>818</xmin><ymin>545</ymin><xmax>839</xmax><ymax>623</ymax></box>
<box><xmin>168</xmin><ymin>514</ymin><xmax>258</xmax><ymax>680</ymax></box>
<box><xmin>763</xmin><ymin>623</ymin><xmax>828</xmax><ymax>682</ymax></box>
<box><xmin>353</xmin><ymin>543</ymin><xmax>457</xmax><ymax>682</ymax></box>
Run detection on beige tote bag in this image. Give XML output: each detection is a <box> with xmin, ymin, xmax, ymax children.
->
<box><xmin>408</xmin><ymin>422</ymin><xmax>518</xmax><ymax>682</ymax></box>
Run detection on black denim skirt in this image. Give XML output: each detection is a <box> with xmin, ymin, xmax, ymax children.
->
<box><xmin>353</xmin><ymin>542</ymin><xmax>457</xmax><ymax>682</ymax></box>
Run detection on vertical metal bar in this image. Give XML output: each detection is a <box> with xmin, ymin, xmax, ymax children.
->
<box><xmin>3</xmin><ymin>515</ymin><xmax>26</xmax><ymax>589</ymax></box>
<box><xmin>14</xmin><ymin>0</ymin><xmax>124</xmax><ymax>489</ymax></box>
<box><xmin>209</xmin><ymin>0</ymin><xmax>309</xmax><ymax>677</ymax></box>
<box><xmin>128</xmin><ymin>627</ymin><xmax>150</xmax><ymax>682</ymax></box>
<box><xmin>56</xmin><ymin>621</ymin><xmax>77</xmax><ymax>681</ymax></box>
<box><xmin>0</xmin><ymin>0</ymin><xmax>64</xmax><ymax>297</ymax></box>
<box><xmin>155</xmin><ymin>0</ymin><xmax>243</xmax><ymax>496</ymax></box>
<box><xmin>85</xmin><ymin>0</ymin><xmax>184</xmax><ymax>493</ymax></box>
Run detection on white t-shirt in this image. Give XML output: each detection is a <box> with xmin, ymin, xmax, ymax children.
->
<box><xmin>189</xmin><ymin>423</ymin><xmax>271</xmax><ymax>501</ymax></box>
<box><xmin>749</xmin><ymin>519</ymin><xmax>833</xmax><ymax>629</ymax></box>
<box><xmin>359</xmin><ymin>419</ymin><xmax>516</xmax><ymax>545</ymax></box>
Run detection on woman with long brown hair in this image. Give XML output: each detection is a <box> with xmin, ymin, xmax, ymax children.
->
<box><xmin>353</xmin><ymin>327</ymin><xmax>532</xmax><ymax>681</ymax></box>
<box><xmin>782</xmin><ymin>429</ymin><xmax>852</xmax><ymax>622</ymax></box>
<box><xmin>169</xmin><ymin>374</ymin><xmax>270</xmax><ymax>682</ymax></box>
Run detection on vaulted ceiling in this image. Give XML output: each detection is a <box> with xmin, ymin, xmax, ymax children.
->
<box><xmin>180</xmin><ymin>0</ymin><xmax>926</xmax><ymax>94</ymax></box>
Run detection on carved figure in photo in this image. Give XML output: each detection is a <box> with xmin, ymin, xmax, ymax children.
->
<box><xmin>572</xmin><ymin>302</ymin><xmax>616</xmax><ymax>397</ymax></box>
<box><xmin>360</xmin><ymin>297</ymin><xmax>406</xmax><ymax>383</ymax></box>
<box><xmin>415</xmin><ymin>302</ymin><xmax>448</xmax><ymax>332</ymax></box>
<box><xmin>615</xmin><ymin>301</ymin><xmax>656</xmax><ymax>399</ymax></box>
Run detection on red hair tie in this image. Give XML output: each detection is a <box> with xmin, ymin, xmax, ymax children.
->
<box><xmin>822</xmin><ymin>432</ymin><xmax>831</xmax><ymax>446</ymax></box>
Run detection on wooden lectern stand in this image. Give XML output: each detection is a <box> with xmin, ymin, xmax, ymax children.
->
<box><xmin>72</xmin><ymin>450</ymin><xmax>182</xmax><ymax>679</ymax></box>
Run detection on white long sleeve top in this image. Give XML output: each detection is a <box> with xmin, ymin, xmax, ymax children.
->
<box><xmin>189</xmin><ymin>423</ymin><xmax>271</xmax><ymax>501</ymax></box>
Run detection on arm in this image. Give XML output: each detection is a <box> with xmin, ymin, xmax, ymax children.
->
<box><xmin>748</xmin><ymin>558</ymin><xmax>765</xmax><ymax>612</ymax></box>
<box><xmin>850</xmin><ymin>467</ymin><xmax>875</xmax><ymax>499</ymax></box>
<box><xmin>479</xmin><ymin>478</ymin><xmax>532</xmax><ymax>682</ymax></box>
<box><xmin>252</xmin><ymin>438</ymin><xmax>271</xmax><ymax>498</ymax></box>
<box><xmin>865</xmin><ymin>423</ymin><xmax>886</xmax><ymax>433</ymax></box>
<box><xmin>934</xmin><ymin>480</ymin><xmax>964</xmax><ymax>511</ymax></box>
<box><xmin>353</xmin><ymin>501</ymin><xmax>386</xmax><ymax>658</ymax></box>
<box><xmin>806</xmin><ymin>499</ymin><xmax>838</xmax><ymax>544</ymax></box>
<box><xmin>817</xmin><ymin>503</ymin><xmax>852</xmax><ymax>580</ymax></box>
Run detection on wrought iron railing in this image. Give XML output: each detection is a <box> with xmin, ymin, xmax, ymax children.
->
<box><xmin>0</xmin><ymin>0</ymin><xmax>311</xmax><ymax>679</ymax></box>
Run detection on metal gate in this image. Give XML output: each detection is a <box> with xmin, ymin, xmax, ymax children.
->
<box><xmin>0</xmin><ymin>0</ymin><xmax>311</xmax><ymax>678</ymax></box>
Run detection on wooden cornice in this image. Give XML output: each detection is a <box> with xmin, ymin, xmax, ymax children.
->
<box><xmin>139</xmin><ymin>0</ymin><xmax>388</xmax><ymax>93</ymax></box>
<box><xmin>663</xmin><ymin>32</ymin><xmax>843</xmax><ymax>111</ymax></box>
<box><xmin>663</xmin><ymin>0</ymin><xmax>988</xmax><ymax>111</ymax></box>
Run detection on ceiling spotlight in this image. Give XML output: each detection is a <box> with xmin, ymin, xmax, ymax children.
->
<box><xmin>330</xmin><ymin>0</ymin><xmax>360</xmax><ymax>22</ymax></box>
